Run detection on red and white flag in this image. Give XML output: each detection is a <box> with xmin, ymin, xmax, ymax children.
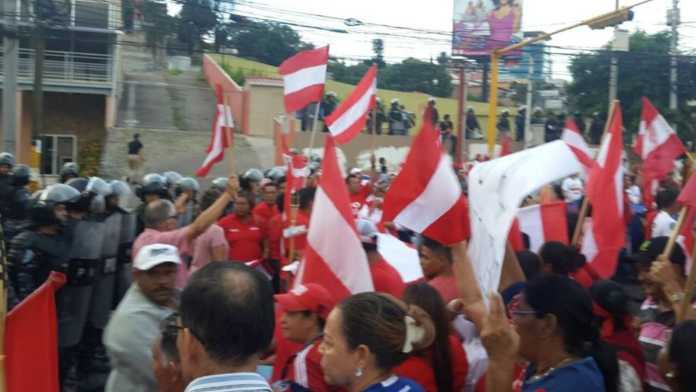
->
<box><xmin>517</xmin><ymin>202</ymin><xmax>569</xmax><ymax>252</ymax></box>
<box><xmin>677</xmin><ymin>174</ymin><xmax>696</xmax><ymax>271</ymax></box>
<box><xmin>382</xmin><ymin>116</ymin><xmax>470</xmax><ymax>245</ymax></box>
<box><xmin>283</xmin><ymin>153</ymin><xmax>309</xmax><ymax>220</ymax></box>
<box><xmin>295</xmin><ymin>136</ymin><xmax>373</xmax><ymax>301</ymax></box>
<box><xmin>196</xmin><ymin>85</ymin><xmax>233</xmax><ymax>177</ymax></box>
<box><xmin>279</xmin><ymin>46</ymin><xmax>329</xmax><ymax>113</ymax></box>
<box><xmin>325</xmin><ymin>65</ymin><xmax>378</xmax><ymax>145</ymax></box>
<box><xmin>562</xmin><ymin>119</ymin><xmax>593</xmax><ymax>171</ymax></box>
<box><xmin>584</xmin><ymin>103</ymin><xmax>625</xmax><ymax>279</ymax></box>
<box><xmin>635</xmin><ymin>97</ymin><xmax>687</xmax><ymax>209</ymax></box>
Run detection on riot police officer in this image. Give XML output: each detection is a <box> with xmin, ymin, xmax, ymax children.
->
<box><xmin>0</xmin><ymin>152</ymin><xmax>17</xmax><ymax>229</ymax></box>
<box><xmin>109</xmin><ymin>180</ymin><xmax>137</xmax><ymax>305</ymax></box>
<box><xmin>175</xmin><ymin>177</ymin><xmax>199</xmax><ymax>227</ymax></box>
<box><xmin>59</xmin><ymin>162</ymin><xmax>80</xmax><ymax>183</ymax></box>
<box><xmin>3</xmin><ymin>164</ymin><xmax>32</xmax><ymax>240</ymax></box>
<box><xmin>7</xmin><ymin>183</ymin><xmax>79</xmax><ymax>383</ymax></box>
<box><xmin>135</xmin><ymin>173</ymin><xmax>169</xmax><ymax>234</ymax></box>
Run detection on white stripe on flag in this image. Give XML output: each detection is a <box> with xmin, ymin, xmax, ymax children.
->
<box><xmin>328</xmin><ymin>79</ymin><xmax>376</xmax><ymax>136</ymax></box>
<box><xmin>308</xmin><ymin>187</ymin><xmax>374</xmax><ymax>293</ymax></box>
<box><xmin>581</xmin><ymin>218</ymin><xmax>598</xmax><ymax>262</ymax></box>
<box><xmin>200</xmin><ymin>118</ymin><xmax>225</xmax><ymax>167</ymax></box>
<box><xmin>394</xmin><ymin>154</ymin><xmax>461</xmax><ymax>233</ymax></box>
<box><xmin>562</xmin><ymin>129</ymin><xmax>591</xmax><ymax>157</ymax></box>
<box><xmin>518</xmin><ymin>205</ymin><xmax>544</xmax><ymax>252</ymax></box>
<box><xmin>283</xmin><ymin>64</ymin><xmax>327</xmax><ymax>95</ymax></box>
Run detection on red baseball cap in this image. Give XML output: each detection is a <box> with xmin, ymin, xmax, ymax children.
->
<box><xmin>274</xmin><ymin>283</ymin><xmax>335</xmax><ymax>320</ymax></box>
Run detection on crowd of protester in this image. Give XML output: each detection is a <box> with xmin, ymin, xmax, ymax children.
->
<box><xmin>0</xmin><ymin>134</ymin><xmax>695</xmax><ymax>392</ymax></box>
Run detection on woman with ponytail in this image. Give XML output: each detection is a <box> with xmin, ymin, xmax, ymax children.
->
<box><xmin>480</xmin><ymin>275</ymin><xmax>619</xmax><ymax>392</ymax></box>
<box><xmin>319</xmin><ymin>292</ymin><xmax>435</xmax><ymax>392</ymax></box>
<box><xmin>395</xmin><ymin>283</ymin><xmax>468</xmax><ymax>392</ymax></box>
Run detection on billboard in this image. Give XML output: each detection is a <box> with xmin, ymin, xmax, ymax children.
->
<box><xmin>453</xmin><ymin>0</ymin><xmax>524</xmax><ymax>56</ymax></box>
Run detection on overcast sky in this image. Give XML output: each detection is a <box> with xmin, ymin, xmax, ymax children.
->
<box><xmin>229</xmin><ymin>0</ymin><xmax>696</xmax><ymax>80</ymax></box>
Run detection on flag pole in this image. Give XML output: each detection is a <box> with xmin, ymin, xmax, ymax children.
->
<box><xmin>571</xmin><ymin>100</ymin><xmax>619</xmax><ymax>247</ymax></box>
<box><xmin>370</xmin><ymin>106</ymin><xmax>378</xmax><ymax>156</ymax></box>
<box><xmin>307</xmin><ymin>101</ymin><xmax>322</xmax><ymax>154</ymax></box>
<box><xmin>659</xmin><ymin>207</ymin><xmax>689</xmax><ymax>260</ymax></box>
<box><xmin>679</xmin><ymin>240</ymin><xmax>696</xmax><ymax>322</ymax></box>
<box><xmin>223</xmin><ymin>94</ymin><xmax>235</xmax><ymax>175</ymax></box>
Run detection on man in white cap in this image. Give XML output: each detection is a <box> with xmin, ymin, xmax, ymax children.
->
<box><xmin>103</xmin><ymin>243</ymin><xmax>181</xmax><ymax>392</ymax></box>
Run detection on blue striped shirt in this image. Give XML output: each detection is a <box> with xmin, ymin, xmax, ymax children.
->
<box><xmin>185</xmin><ymin>372</ymin><xmax>272</xmax><ymax>392</ymax></box>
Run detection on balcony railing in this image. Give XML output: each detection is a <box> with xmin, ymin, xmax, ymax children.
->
<box><xmin>13</xmin><ymin>0</ymin><xmax>122</xmax><ymax>31</ymax></box>
<box><xmin>0</xmin><ymin>48</ymin><xmax>114</xmax><ymax>87</ymax></box>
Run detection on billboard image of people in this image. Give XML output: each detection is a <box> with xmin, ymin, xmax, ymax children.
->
<box><xmin>453</xmin><ymin>0</ymin><xmax>523</xmax><ymax>56</ymax></box>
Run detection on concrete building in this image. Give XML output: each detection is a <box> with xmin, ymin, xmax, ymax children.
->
<box><xmin>0</xmin><ymin>0</ymin><xmax>121</xmax><ymax>174</ymax></box>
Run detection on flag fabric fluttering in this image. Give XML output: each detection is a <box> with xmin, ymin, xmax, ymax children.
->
<box><xmin>635</xmin><ymin>97</ymin><xmax>687</xmax><ymax>209</ymax></box>
<box><xmin>294</xmin><ymin>136</ymin><xmax>373</xmax><ymax>301</ymax></box>
<box><xmin>6</xmin><ymin>272</ymin><xmax>66</xmax><ymax>392</ymax></box>
<box><xmin>278</xmin><ymin>46</ymin><xmax>329</xmax><ymax>113</ymax></box>
<box><xmin>584</xmin><ymin>103</ymin><xmax>625</xmax><ymax>279</ymax></box>
<box><xmin>562</xmin><ymin>119</ymin><xmax>593</xmax><ymax>171</ymax></box>
<box><xmin>517</xmin><ymin>202</ymin><xmax>569</xmax><ymax>253</ymax></box>
<box><xmin>324</xmin><ymin>65</ymin><xmax>378</xmax><ymax>145</ymax></box>
<box><xmin>381</xmin><ymin>116</ymin><xmax>470</xmax><ymax>245</ymax></box>
<box><xmin>677</xmin><ymin>174</ymin><xmax>696</xmax><ymax>270</ymax></box>
<box><xmin>196</xmin><ymin>85</ymin><xmax>233</xmax><ymax>177</ymax></box>
<box><xmin>283</xmin><ymin>153</ymin><xmax>310</xmax><ymax>219</ymax></box>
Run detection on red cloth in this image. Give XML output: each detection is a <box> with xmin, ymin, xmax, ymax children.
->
<box><xmin>508</xmin><ymin>218</ymin><xmax>525</xmax><ymax>251</ymax></box>
<box><xmin>253</xmin><ymin>202</ymin><xmax>280</xmax><ymax>226</ymax></box>
<box><xmin>218</xmin><ymin>214</ymin><xmax>266</xmax><ymax>262</ymax></box>
<box><xmin>349</xmin><ymin>184</ymin><xmax>372</xmax><ymax>213</ymax></box>
<box><xmin>283</xmin><ymin>340</ymin><xmax>337</xmax><ymax>392</ymax></box>
<box><xmin>369</xmin><ymin>258</ymin><xmax>407</xmax><ymax>297</ymax></box>
<box><xmin>428</xmin><ymin>275</ymin><xmax>460</xmax><ymax>304</ymax></box>
<box><xmin>395</xmin><ymin>335</ymin><xmax>468</xmax><ymax>392</ymax></box>
<box><xmin>605</xmin><ymin>329</ymin><xmax>647</xmax><ymax>382</ymax></box>
<box><xmin>271</xmin><ymin>310</ymin><xmax>302</xmax><ymax>383</ymax></box>
<box><xmin>6</xmin><ymin>272</ymin><xmax>66</xmax><ymax>392</ymax></box>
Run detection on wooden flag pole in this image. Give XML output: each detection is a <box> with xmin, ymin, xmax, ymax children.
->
<box><xmin>223</xmin><ymin>94</ymin><xmax>235</xmax><ymax>175</ymax></box>
<box><xmin>287</xmin><ymin>192</ymin><xmax>300</xmax><ymax>263</ymax></box>
<box><xmin>679</xmin><ymin>239</ymin><xmax>696</xmax><ymax>322</ymax></box>
<box><xmin>659</xmin><ymin>207</ymin><xmax>689</xmax><ymax>260</ymax></box>
<box><xmin>571</xmin><ymin>100</ymin><xmax>619</xmax><ymax>247</ymax></box>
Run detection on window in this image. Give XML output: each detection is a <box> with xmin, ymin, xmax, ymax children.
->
<box><xmin>40</xmin><ymin>134</ymin><xmax>77</xmax><ymax>175</ymax></box>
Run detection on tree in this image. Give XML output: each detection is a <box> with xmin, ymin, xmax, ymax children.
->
<box><xmin>381</xmin><ymin>58</ymin><xmax>453</xmax><ymax>97</ymax></box>
<box><xmin>178</xmin><ymin>0</ymin><xmax>218</xmax><ymax>56</ymax></box>
<box><xmin>141</xmin><ymin>1</ymin><xmax>178</xmax><ymax>59</ymax></box>
<box><xmin>369</xmin><ymin>39</ymin><xmax>386</xmax><ymax>69</ymax></box>
<box><xmin>437</xmin><ymin>52</ymin><xmax>450</xmax><ymax>66</ymax></box>
<box><xmin>568</xmin><ymin>30</ymin><xmax>696</xmax><ymax>141</ymax></box>
<box><xmin>225</xmin><ymin>20</ymin><xmax>314</xmax><ymax>66</ymax></box>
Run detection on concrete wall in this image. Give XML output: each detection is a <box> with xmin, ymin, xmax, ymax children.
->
<box><xmin>202</xmin><ymin>54</ymin><xmax>248</xmax><ymax>134</ymax></box>
<box><xmin>247</xmin><ymin>79</ymin><xmax>285</xmax><ymax>138</ymax></box>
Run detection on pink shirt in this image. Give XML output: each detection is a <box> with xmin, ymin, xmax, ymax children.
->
<box><xmin>133</xmin><ymin>227</ymin><xmax>193</xmax><ymax>288</ymax></box>
<box><xmin>190</xmin><ymin>224</ymin><xmax>228</xmax><ymax>273</ymax></box>
<box><xmin>428</xmin><ymin>275</ymin><xmax>459</xmax><ymax>304</ymax></box>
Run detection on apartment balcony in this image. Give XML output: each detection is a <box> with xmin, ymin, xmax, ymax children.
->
<box><xmin>0</xmin><ymin>48</ymin><xmax>116</xmax><ymax>94</ymax></box>
<box><xmin>7</xmin><ymin>0</ymin><xmax>122</xmax><ymax>33</ymax></box>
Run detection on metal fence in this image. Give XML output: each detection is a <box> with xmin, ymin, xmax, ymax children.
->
<box><xmin>0</xmin><ymin>48</ymin><xmax>113</xmax><ymax>86</ymax></box>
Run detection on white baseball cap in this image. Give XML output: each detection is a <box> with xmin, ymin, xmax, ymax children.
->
<box><xmin>134</xmin><ymin>244</ymin><xmax>182</xmax><ymax>271</ymax></box>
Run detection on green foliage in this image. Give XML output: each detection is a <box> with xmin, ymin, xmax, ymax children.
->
<box><xmin>168</xmin><ymin>68</ymin><xmax>183</xmax><ymax>76</ymax></box>
<box><xmin>568</xmin><ymin>30</ymin><xmax>696</xmax><ymax>141</ymax></box>
<box><xmin>222</xmin><ymin>20</ymin><xmax>315</xmax><ymax>66</ymax></box>
<box><xmin>141</xmin><ymin>1</ymin><xmax>178</xmax><ymax>51</ymax></box>
<box><xmin>370</xmin><ymin>39</ymin><xmax>386</xmax><ymax>69</ymax></box>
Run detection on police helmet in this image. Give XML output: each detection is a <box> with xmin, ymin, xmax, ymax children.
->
<box><xmin>40</xmin><ymin>184</ymin><xmax>81</xmax><ymax>205</ymax></box>
<box><xmin>211</xmin><ymin>177</ymin><xmax>228</xmax><ymax>191</ymax></box>
<box><xmin>109</xmin><ymin>180</ymin><xmax>132</xmax><ymax>198</ymax></box>
<box><xmin>28</xmin><ymin>200</ymin><xmax>62</xmax><ymax>227</ymax></box>
<box><xmin>266</xmin><ymin>166</ymin><xmax>286</xmax><ymax>182</ymax></box>
<box><xmin>0</xmin><ymin>152</ymin><xmax>15</xmax><ymax>168</ymax></box>
<box><xmin>138</xmin><ymin>173</ymin><xmax>169</xmax><ymax>200</ymax></box>
<box><xmin>162</xmin><ymin>171</ymin><xmax>183</xmax><ymax>187</ymax></box>
<box><xmin>143</xmin><ymin>173</ymin><xmax>167</xmax><ymax>186</ymax></box>
<box><xmin>11</xmin><ymin>164</ymin><xmax>31</xmax><ymax>186</ymax></box>
<box><xmin>86</xmin><ymin>177</ymin><xmax>113</xmax><ymax>197</ymax></box>
<box><xmin>176</xmin><ymin>177</ymin><xmax>200</xmax><ymax>193</ymax></box>
<box><xmin>66</xmin><ymin>177</ymin><xmax>89</xmax><ymax>193</ymax></box>
<box><xmin>60</xmin><ymin>162</ymin><xmax>80</xmax><ymax>177</ymax></box>
<box><xmin>243</xmin><ymin>168</ymin><xmax>264</xmax><ymax>183</ymax></box>
<box><xmin>66</xmin><ymin>178</ymin><xmax>94</xmax><ymax>213</ymax></box>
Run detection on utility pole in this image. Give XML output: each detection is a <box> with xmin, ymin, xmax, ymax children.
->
<box><xmin>608</xmin><ymin>0</ymin><xmax>620</xmax><ymax>108</ymax></box>
<box><xmin>524</xmin><ymin>56</ymin><xmax>534</xmax><ymax>148</ymax></box>
<box><xmin>32</xmin><ymin>27</ymin><xmax>45</xmax><ymax>144</ymax></box>
<box><xmin>2</xmin><ymin>0</ymin><xmax>19</xmax><ymax>154</ymax></box>
<box><xmin>668</xmin><ymin>0</ymin><xmax>679</xmax><ymax>111</ymax></box>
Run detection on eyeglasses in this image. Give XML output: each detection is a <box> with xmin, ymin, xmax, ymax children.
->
<box><xmin>509</xmin><ymin>309</ymin><xmax>539</xmax><ymax>320</ymax></box>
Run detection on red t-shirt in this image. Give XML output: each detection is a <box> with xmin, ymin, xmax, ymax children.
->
<box><xmin>266</xmin><ymin>214</ymin><xmax>283</xmax><ymax>260</ymax></box>
<box><xmin>283</xmin><ymin>211</ymin><xmax>310</xmax><ymax>258</ymax></box>
<box><xmin>271</xmin><ymin>311</ymin><xmax>302</xmax><ymax>383</ymax></box>
<box><xmin>370</xmin><ymin>258</ymin><xmax>406</xmax><ymax>298</ymax></box>
<box><xmin>281</xmin><ymin>340</ymin><xmax>336</xmax><ymax>392</ymax></box>
<box><xmin>395</xmin><ymin>335</ymin><xmax>468</xmax><ymax>392</ymax></box>
<box><xmin>428</xmin><ymin>275</ymin><xmax>459</xmax><ymax>304</ymax></box>
<box><xmin>253</xmin><ymin>202</ymin><xmax>280</xmax><ymax>226</ymax></box>
<box><xmin>218</xmin><ymin>214</ymin><xmax>266</xmax><ymax>262</ymax></box>
<box><xmin>349</xmin><ymin>185</ymin><xmax>372</xmax><ymax>215</ymax></box>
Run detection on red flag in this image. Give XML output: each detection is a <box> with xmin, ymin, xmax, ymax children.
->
<box><xmin>585</xmin><ymin>103</ymin><xmax>625</xmax><ymax>278</ymax></box>
<box><xmin>499</xmin><ymin>133</ymin><xmax>513</xmax><ymax>157</ymax></box>
<box><xmin>517</xmin><ymin>202</ymin><xmax>569</xmax><ymax>252</ymax></box>
<box><xmin>6</xmin><ymin>272</ymin><xmax>66</xmax><ymax>392</ymax></box>
<box><xmin>325</xmin><ymin>65</ymin><xmax>377</xmax><ymax>145</ymax></box>
<box><xmin>636</xmin><ymin>98</ymin><xmax>687</xmax><ymax>209</ymax></box>
<box><xmin>382</xmin><ymin>116</ymin><xmax>470</xmax><ymax>245</ymax></box>
<box><xmin>283</xmin><ymin>153</ymin><xmax>309</xmax><ymax>220</ymax></box>
<box><xmin>294</xmin><ymin>136</ymin><xmax>373</xmax><ymax>301</ymax></box>
<box><xmin>196</xmin><ymin>85</ymin><xmax>233</xmax><ymax>177</ymax></box>
<box><xmin>279</xmin><ymin>46</ymin><xmax>329</xmax><ymax>113</ymax></box>
<box><xmin>562</xmin><ymin>119</ymin><xmax>593</xmax><ymax>171</ymax></box>
<box><xmin>678</xmin><ymin>174</ymin><xmax>696</xmax><ymax>268</ymax></box>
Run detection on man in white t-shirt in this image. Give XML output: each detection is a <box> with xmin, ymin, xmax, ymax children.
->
<box><xmin>651</xmin><ymin>187</ymin><xmax>680</xmax><ymax>238</ymax></box>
